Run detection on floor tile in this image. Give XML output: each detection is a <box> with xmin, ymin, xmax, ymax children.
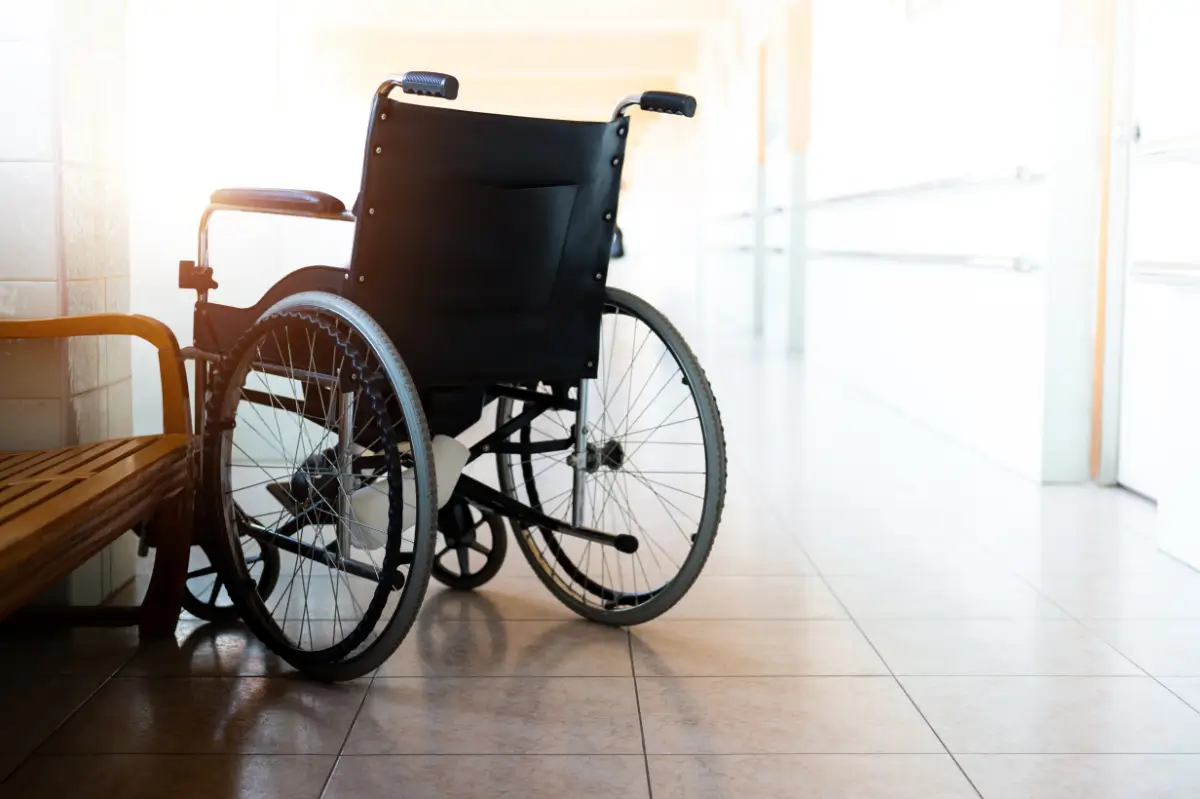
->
<box><xmin>667</xmin><ymin>576</ymin><xmax>847</xmax><ymax>620</ymax></box>
<box><xmin>998</xmin><ymin>533</ymin><xmax>1179</xmax><ymax>582</ymax></box>
<box><xmin>378</xmin><ymin>620</ymin><xmax>632</xmax><ymax>677</ymax></box>
<box><xmin>0</xmin><ymin>628</ymin><xmax>139</xmax><ymax>677</ymax></box>
<box><xmin>637</xmin><ymin>676</ymin><xmax>944</xmax><ymax>754</ymax></box>
<box><xmin>958</xmin><ymin>754</ymin><xmax>1200</xmax><ymax>799</ymax></box>
<box><xmin>324</xmin><ymin>755</ymin><xmax>649</xmax><ymax>798</ymax></box>
<box><xmin>0</xmin><ymin>674</ymin><xmax>108</xmax><ymax>773</ymax></box>
<box><xmin>699</xmin><ymin>532</ymin><xmax>818</xmax><ymax>576</ymax></box>
<box><xmin>631</xmin><ymin>620</ymin><xmax>887</xmax><ymax>676</ymax></box>
<box><xmin>1084</xmin><ymin>620</ymin><xmax>1200</xmax><ymax>677</ymax></box>
<box><xmin>799</xmin><ymin>534</ymin><xmax>1000</xmax><ymax>576</ymax></box>
<box><xmin>826</xmin><ymin>573</ymin><xmax>1066</xmax><ymax>619</ymax></box>
<box><xmin>901</xmin><ymin>676</ymin><xmax>1200</xmax><ymax>753</ymax></box>
<box><xmin>119</xmin><ymin>622</ymin><xmax>291</xmax><ymax>677</ymax></box>
<box><xmin>648</xmin><ymin>754</ymin><xmax>978</xmax><ymax>798</ymax></box>
<box><xmin>0</xmin><ymin>751</ymin><xmax>26</xmax><ymax>783</ymax></box>
<box><xmin>343</xmin><ymin>677</ymin><xmax>642</xmax><ymax>754</ymax></box>
<box><xmin>41</xmin><ymin>677</ymin><xmax>368</xmax><ymax>754</ymax></box>
<box><xmin>420</xmin><ymin>580</ymin><xmax>578</xmax><ymax>622</ymax></box>
<box><xmin>0</xmin><ymin>754</ymin><xmax>334</xmax><ymax>799</ymax></box>
<box><xmin>859</xmin><ymin>619</ymin><xmax>1141</xmax><ymax>675</ymax></box>
<box><xmin>1037</xmin><ymin>569</ymin><xmax>1200</xmax><ymax>619</ymax></box>
<box><xmin>1160</xmin><ymin>678</ymin><xmax>1200</xmax><ymax>712</ymax></box>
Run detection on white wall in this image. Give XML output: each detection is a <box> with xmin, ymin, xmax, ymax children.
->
<box><xmin>127</xmin><ymin>1</ymin><xmax>712</xmax><ymax>434</ymax></box>
<box><xmin>1111</xmin><ymin>0</ymin><xmax>1200</xmax><ymax>566</ymax></box>
<box><xmin>802</xmin><ymin>0</ymin><xmax>1066</xmax><ymax>481</ymax></box>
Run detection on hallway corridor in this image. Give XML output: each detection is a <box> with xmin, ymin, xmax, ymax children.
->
<box><xmin>3</xmin><ymin>286</ymin><xmax>1198</xmax><ymax>797</ymax></box>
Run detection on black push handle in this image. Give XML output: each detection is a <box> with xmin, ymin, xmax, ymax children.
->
<box><xmin>399</xmin><ymin>71</ymin><xmax>459</xmax><ymax>101</ymax></box>
<box><xmin>639</xmin><ymin>91</ymin><xmax>697</xmax><ymax>118</ymax></box>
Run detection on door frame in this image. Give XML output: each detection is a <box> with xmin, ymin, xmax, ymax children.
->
<box><xmin>1092</xmin><ymin>0</ymin><xmax>1136</xmax><ymax>485</ymax></box>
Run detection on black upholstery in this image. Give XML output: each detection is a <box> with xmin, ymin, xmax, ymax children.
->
<box><xmin>210</xmin><ymin>188</ymin><xmax>347</xmax><ymax>216</ymax></box>
<box><xmin>346</xmin><ymin>99</ymin><xmax>627</xmax><ymax>389</ymax></box>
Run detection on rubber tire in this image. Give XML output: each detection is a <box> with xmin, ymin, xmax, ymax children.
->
<box><xmin>496</xmin><ymin>287</ymin><xmax>726</xmax><ymax>626</ymax></box>
<box><xmin>179</xmin><ymin>542</ymin><xmax>281</xmax><ymax>623</ymax></box>
<box><xmin>204</xmin><ymin>292</ymin><xmax>437</xmax><ymax>682</ymax></box>
<box><xmin>431</xmin><ymin>508</ymin><xmax>508</xmax><ymax>591</ymax></box>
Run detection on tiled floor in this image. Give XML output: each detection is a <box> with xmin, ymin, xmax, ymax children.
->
<box><xmin>4</xmin><ymin>291</ymin><xmax>1200</xmax><ymax>797</ymax></box>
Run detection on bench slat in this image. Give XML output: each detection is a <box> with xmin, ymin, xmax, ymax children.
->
<box><xmin>0</xmin><ymin>439</ymin><xmax>150</xmax><ymax>503</ymax></box>
<box><xmin>0</xmin><ymin>453</ymin><xmax>190</xmax><ymax>620</ymax></box>
<box><xmin>0</xmin><ymin>440</ymin><xmax>130</xmax><ymax>485</ymax></box>
<box><xmin>0</xmin><ymin>438</ymin><xmax>163</xmax><ymax>523</ymax></box>
<box><xmin>0</xmin><ymin>436</ymin><xmax>193</xmax><ymax>592</ymax></box>
<box><xmin>0</xmin><ymin>450</ymin><xmax>59</xmax><ymax>483</ymax></box>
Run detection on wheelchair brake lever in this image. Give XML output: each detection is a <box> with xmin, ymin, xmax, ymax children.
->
<box><xmin>179</xmin><ymin>260</ymin><xmax>218</xmax><ymax>292</ymax></box>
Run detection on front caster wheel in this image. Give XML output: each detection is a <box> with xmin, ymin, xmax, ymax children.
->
<box><xmin>179</xmin><ymin>541</ymin><xmax>281</xmax><ymax>623</ymax></box>
<box><xmin>432</xmin><ymin>498</ymin><xmax>508</xmax><ymax>591</ymax></box>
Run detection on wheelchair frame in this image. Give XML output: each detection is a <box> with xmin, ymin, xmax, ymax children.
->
<box><xmin>175</xmin><ymin>75</ymin><xmax>697</xmax><ymax>601</ymax></box>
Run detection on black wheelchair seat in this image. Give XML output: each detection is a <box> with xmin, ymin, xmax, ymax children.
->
<box><xmin>210</xmin><ymin>188</ymin><xmax>347</xmax><ymax>216</ymax></box>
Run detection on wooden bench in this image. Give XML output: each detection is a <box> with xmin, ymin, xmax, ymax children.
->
<box><xmin>0</xmin><ymin>314</ymin><xmax>195</xmax><ymax>638</ymax></box>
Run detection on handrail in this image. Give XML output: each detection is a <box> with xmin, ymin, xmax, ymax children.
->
<box><xmin>1131</xmin><ymin>260</ymin><xmax>1200</xmax><ymax>285</ymax></box>
<box><xmin>808</xmin><ymin>248</ymin><xmax>1040</xmax><ymax>273</ymax></box>
<box><xmin>709</xmin><ymin>166</ymin><xmax>1044</xmax><ymax>222</ymax></box>
<box><xmin>1135</xmin><ymin>134</ymin><xmax>1200</xmax><ymax>162</ymax></box>
<box><xmin>715</xmin><ymin>206</ymin><xmax>787</xmax><ymax>221</ymax></box>
<box><xmin>807</xmin><ymin>166</ymin><xmax>1045</xmax><ymax>207</ymax></box>
<box><xmin>723</xmin><ymin>245</ymin><xmax>787</xmax><ymax>255</ymax></box>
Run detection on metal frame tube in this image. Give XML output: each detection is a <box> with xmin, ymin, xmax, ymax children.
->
<box><xmin>610</xmin><ymin>93</ymin><xmax>644</xmax><ymax>122</ymax></box>
<box><xmin>571</xmin><ymin>380</ymin><xmax>590</xmax><ymax>528</ymax></box>
<box><xmin>336</xmin><ymin>389</ymin><xmax>356</xmax><ymax>553</ymax></box>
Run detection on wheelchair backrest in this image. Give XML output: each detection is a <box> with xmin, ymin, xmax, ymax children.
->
<box><xmin>346</xmin><ymin>97</ymin><xmax>628</xmax><ymax>390</ymax></box>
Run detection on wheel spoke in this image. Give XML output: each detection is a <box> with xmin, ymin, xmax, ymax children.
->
<box><xmin>494</xmin><ymin>293</ymin><xmax>723</xmax><ymax>620</ymax></box>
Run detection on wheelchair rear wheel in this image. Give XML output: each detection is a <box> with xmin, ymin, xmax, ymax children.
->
<box><xmin>203</xmin><ymin>292</ymin><xmax>437</xmax><ymax>681</ymax></box>
<box><xmin>496</xmin><ymin>287</ymin><xmax>726</xmax><ymax>625</ymax></box>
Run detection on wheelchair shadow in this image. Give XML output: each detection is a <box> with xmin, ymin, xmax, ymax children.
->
<box><xmin>624</xmin><ymin>632</ymin><xmax>738</xmax><ymax>799</ymax></box>
<box><xmin>110</xmin><ymin>621</ymin><xmax>361</xmax><ymax>794</ymax></box>
<box><xmin>410</xmin><ymin>589</ymin><xmax>732</xmax><ymax>798</ymax></box>
<box><xmin>413</xmin><ymin>588</ymin><xmax>511</xmax><ymax>675</ymax></box>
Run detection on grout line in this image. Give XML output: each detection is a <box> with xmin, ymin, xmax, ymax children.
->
<box><xmin>318</xmin><ymin>667</ymin><xmax>379</xmax><ymax>798</ymax></box>
<box><xmin>14</xmin><ymin>749</ymin><xmax>1200</xmax><ymax>758</ymax></box>
<box><xmin>981</xmin><ymin>553</ymin><xmax>1200</xmax><ymax>715</ymax></box>
<box><xmin>753</xmin><ymin>484</ymin><xmax>986</xmax><ymax>799</ymax></box>
<box><xmin>1</xmin><ymin>668</ymin><xmax>120</xmax><ymax>787</ymax></box>
<box><xmin>628</xmin><ymin>631</ymin><xmax>654</xmax><ymax>799</ymax></box>
<box><xmin>1064</xmin><ymin>616</ymin><xmax>1200</xmax><ymax>717</ymax></box>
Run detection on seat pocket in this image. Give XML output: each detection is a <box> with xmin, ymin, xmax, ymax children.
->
<box><xmin>357</xmin><ymin>180</ymin><xmax>580</xmax><ymax>313</ymax></box>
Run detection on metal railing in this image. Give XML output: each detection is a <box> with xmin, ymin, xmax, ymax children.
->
<box><xmin>1135</xmin><ymin>134</ymin><xmax>1200</xmax><ymax>163</ymax></box>
<box><xmin>807</xmin><ymin>249</ymin><xmax>1040</xmax><ymax>273</ymax></box>
<box><xmin>807</xmin><ymin>166</ymin><xmax>1045</xmax><ymax>207</ymax></box>
<box><xmin>709</xmin><ymin>166</ymin><xmax>1045</xmax><ymax>224</ymax></box>
<box><xmin>1132</xmin><ymin>260</ymin><xmax>1200</xmax><ymax>285</ymax></box>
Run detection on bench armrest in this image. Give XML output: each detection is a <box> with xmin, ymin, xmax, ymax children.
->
<box><xmin>0</xmin><ymin>314</ymin><xmax>191</xmax><ymax>436</ymax></box>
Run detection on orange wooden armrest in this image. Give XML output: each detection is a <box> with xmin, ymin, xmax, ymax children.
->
<box><xmin>0</xmin><ymin>314</ymin><xmax>191</xmax><ymax>436</ymax></box>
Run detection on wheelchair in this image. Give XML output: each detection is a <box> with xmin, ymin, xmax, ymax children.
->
<box><xmin>168</xmin><ymin>72</ymin><xmax>726</xmax><ymax>681</ymax></box>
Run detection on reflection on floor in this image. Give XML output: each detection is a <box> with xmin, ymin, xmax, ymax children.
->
<box><xmin>4</xmin><ymin>290</ymin><xmax>1200</xmax><ymax>798</ymax></box>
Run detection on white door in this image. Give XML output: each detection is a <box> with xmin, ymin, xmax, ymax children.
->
<box><xmin>1116</xmin><ymin>0</ymin><xmax>1200</xmax><ymax>500</ymax></box>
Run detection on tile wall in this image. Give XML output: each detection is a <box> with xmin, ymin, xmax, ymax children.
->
<box><xmin>0</xmin><ymin>0</ymin><xmax>136</xmax><ymax>605</ymax></box>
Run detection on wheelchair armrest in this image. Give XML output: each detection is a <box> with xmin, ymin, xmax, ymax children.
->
<box><xmin>209</xmin><ymin>188</ymin><xmax>347</xmax><ymax>216</ymax></box>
